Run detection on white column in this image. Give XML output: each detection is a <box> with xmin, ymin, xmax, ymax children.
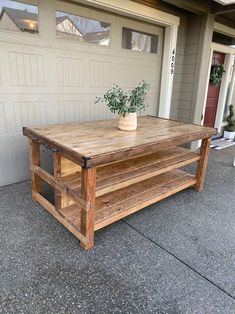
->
<box><xmin>226</xmin><ymin>56</ymin><xmax>235</xmax><ymax>111</ymax></box>
<box><xmin>215</xmin><ymin>53</ymin><xmax>233</xmax><ymax>132</ymax></box>
<box><xmin>158</xmin><ymin>24</ymin><xmax>178</xmax><ymax>118</ymax></box>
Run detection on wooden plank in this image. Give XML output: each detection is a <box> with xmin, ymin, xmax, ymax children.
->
<box><xmin>54</xmin><ymin>152</ymin><xmax>61</xmax><ymax>211</ymax></box>
<box><xmin>61</xmin><ymin>157</ymin><xmax>81</xmax><ymax>177</ymax></box>
<box><xmin>23</xmin><ymin>116</ymin><xmax>216</xmax><ymax>167</ymax></box>
<box><xmin>23</xmin><ymin>127</ymin><xmax>85</xmax><ymax>166</ymax></box>
<box><xmin>58</xmin><ymin>170</ymin><xmax>196</xmax><ymax>233</ymax></box>
<box><xmin>31</xmin><ymin>165</ymin><xmax>87</xmax><ymax>210</ymax></box>
<box><xmin>88</xmin><ymin>131</ymin><xmax>214</xmax><ymax>167</ymax></box>
<box><xmin>80</xmin><ymin>167</ymin><xmax>96</xmax><ymax>250</ymax></box>
<box><xmin>33</xmin><ymin>192</ymin><xmax>87</xmax><ymax>244</ymax></box>
<box><xmin>62</xmin><ymin>147</ymin><xmax>187</xmax><ymax>188</ymax></box>
<box><xmin>29</xmin><ymin>139</ymin><xmax>41</xmax><ymax>200</ymax></box>
<box><xmin>95</xmin><ymin>152</ymin><xmax>199</xmax><ymax>196</ymax></box>
<box><xmin>61</xmin><ymin>147</ymin><xmax>200</xmax><ymax>199</ymax></box>
<box><xmin>95</xmin><ymin>170</ymin><xmax>189</xmax><ymax>216</ymax></box>
<box><xmin>195</xmin><ymin>138</ymin><xmax>211</xmax><ymax>191</ymax></box>
<box><xmin>95</xmin><ymin>176</ymin><xmax>196</xmax><ymax>231</ymax></box>
<box><xmin>59</xmin><ymin>204</ymin><xmax>81</xmax><ymax>228</ymax></box>
<box><xmin>60</xmin><ymin>156</ymin><xmax>82</xmax><ymax>208</ymax></box>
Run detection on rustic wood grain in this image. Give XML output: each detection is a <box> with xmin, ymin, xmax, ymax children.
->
<box><xmin>59</xmin><ymin>170</ymin><xmax>196</xmax><ymax>232</ymax></box>
<box><xmin>54</xmin><ymin>152</ymin><xmax>61</xmax><ymax>211</ymax></box>
<box><xmin>31</xmin><ymin>165</ymin><xmax>87</xmax><ymax>210</ymax></box>
<box><xmin>33</xmin><ymin>192</ymin><xmax>87</xmax><ymax>244</ymax></box>
<box><xmin>23</xmin><ymin>116</ymin><xmax>216</xmax><ymax>167</ymax></box>
<box><xmin>61</xmin><ymin>147</ymin><xmax>200</xmax><ymax>200</ymax></box>
<box><xmin>24</xmin><ymin>117</ymin><xmax>214</xmax><ymax>250</ymax></box>
<box><xmin>195</xmin><ymin>138</ymin><xmax>211</xmax><ymax>191</ymax></box>
<box><xmin>29</xmin><ymin>139</ymin><xmax>41</xmax><ymax>199</ymax></box>
<box><xmin>80</xmin><ymin>167</ymin><xmax>96</xmax><ymax>250</ymax></box>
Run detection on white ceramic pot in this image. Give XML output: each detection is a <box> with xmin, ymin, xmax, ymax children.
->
<box><xmin>118</xmin><ymin>112</ymin><xmax>137</xmax><ymax>131</ymax></box>
<box><xmin>223</xmin><ymin>130</ymin><xmax>235</xmax><ymax>140</ymax></box>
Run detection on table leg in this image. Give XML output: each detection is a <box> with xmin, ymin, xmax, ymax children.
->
<box><xmin>29</xmin><ymin>139</ymin><xmax>41</xmax><ymax>200</ymax></box>
<box><xmin>80</xmin><ymin>167</ymin><xmax>96</xmax><ymax>250</ymax></box>
<box><xmin>195</xmin><ymin>138</ymin><xmax>211</xmax><ymax>192</ymax></box>
<box><xmin>54</xmin><ymin>152</ymin><xmax>61</xmax><ymax>211</ymax></box>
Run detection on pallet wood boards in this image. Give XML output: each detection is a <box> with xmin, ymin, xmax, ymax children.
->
<box><xmin>59</xmin><ymin>169</ymin><xmax>196</xmax><ymax>231</ymax></box>
<box><xmin>23</xmin><ymin>116</ymin><xmax>216</xmax><ymax>250</ymax></box>
<box><xmin>23</xmin><ymin>116</ymin><xmax>216</xmax><ymax>168</ymax></box>
<box><xmin>62</xmin><ymin>147</ymin><xmax>200</xmax><ymax>198</ymax></box>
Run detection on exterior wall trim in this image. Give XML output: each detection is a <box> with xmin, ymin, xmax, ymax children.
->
<box><xmin>77</xmin><ymin>0</ymin><xmax>180</xmax><ymax>118</ymax></box>
<box><xmin>214</xmin><ymin>22</ymin><xmax>235</xmax><ymax>38</ymax></box>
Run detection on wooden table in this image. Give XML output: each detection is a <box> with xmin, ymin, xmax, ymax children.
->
<box><xmin>23</xmin><ymin>116</ymin><xmax>216</xmax><ymax>250</ymax></box>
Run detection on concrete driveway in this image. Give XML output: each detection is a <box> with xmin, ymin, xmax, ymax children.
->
<box><xmin>1</xmin><ymin>146</ymin><xmax>235</xmax><ymax>313</ymax></box>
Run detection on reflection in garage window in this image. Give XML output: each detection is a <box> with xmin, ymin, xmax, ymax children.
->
<box><xmin>122</xmin><ymin>27</ymin><xmax>158</xmax><ymax>53</ymax></box>
<box><xmin>0</xmin><ymin>0</ymin><xmax>38</xmax><ymax>34</ymax></box>
<box><xmin>56</xmin><ymin>11</ymin><xmax>111</xmax><ymax>46</ymax></box>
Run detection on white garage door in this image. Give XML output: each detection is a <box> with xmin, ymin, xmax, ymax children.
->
<box><xmin>0</xmin><ymin>0</ymin><xmax>163</xmax><ymax>186</ymax></box>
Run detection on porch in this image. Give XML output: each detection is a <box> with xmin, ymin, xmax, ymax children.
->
<box><xmin>1</xmin><ymin>146</ymin><xmax>234</xmax><ymax>313</ymax></box>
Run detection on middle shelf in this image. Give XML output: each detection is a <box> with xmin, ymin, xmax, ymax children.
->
<box><xmin>62</xmin><ymin>146</ymin><xmax>200</xmax><ymax>198</ymax></box>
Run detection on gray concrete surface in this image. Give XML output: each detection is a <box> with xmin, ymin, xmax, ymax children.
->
<box><xmin>0</xmin><ymin>146</ymin><xmax>235</xmax><ymax>313</ymax></box>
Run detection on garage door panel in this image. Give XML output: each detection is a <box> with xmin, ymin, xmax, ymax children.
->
<box><xmin>9</xmin><ymin>52</ymin><xmax>44</xmax><ymax>86</ymax></box>
<box><xmin>120</xmin><ymin>63</ymin><xmax>158</xmax><ymax>88</ymax></box>
<box><xmin>57</xmin><ymin>99</ymin><xmax>86</xmax><ymax>123</ymax></box>
<box><xmin>0</xmin><ymin>98</ymin><xmax>50</xmax><ymax>135</ymax></box>
<box><xmin>13</xmin><ymin>101</ymin><xmax>48</xmax><ymax>132</ymax></box>
<box><xmin>0</xmin><ymin>136</ymin><xmax>29</xmax><ymax>186</ymax></box>
<box><xmin>57</xmin><ymin>56</ymin><xmax>83</xmax><ymax>87</ymax></box>
<box><xmin>90</xmin><ymin>59</ymin><xmax>114</xmax><ymax>88</ymax></box>
<box><xmin>0</xmin><ymin>102</ymin><xmax>7</xmax><ymax>134</ymax></box>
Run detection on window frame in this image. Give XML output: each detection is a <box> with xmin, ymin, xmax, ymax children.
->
<box><xmin>122</xmin><ymin>26</ymin><xmax>159</xmax><ymax>54</ymax></box>
<box><xmin>54</xmin><ymin>3</ymin><xmax>112</xmax><ymax>49</ymax></box>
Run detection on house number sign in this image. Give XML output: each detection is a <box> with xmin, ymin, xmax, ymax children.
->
<box><xmin>171</xmin><ymin>49</ymin><xmax>175</xmax><ymax>75</ymax></box>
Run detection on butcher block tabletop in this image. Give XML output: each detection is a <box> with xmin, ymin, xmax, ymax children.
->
<box><xmin>23</xmin><ymin>116</ymin><xmax>216</xmax><ymax>167</ymax></box>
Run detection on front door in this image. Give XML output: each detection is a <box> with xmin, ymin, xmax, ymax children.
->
<box><xmin>204</xmin><ymin>52</ymin><xmax>225</xmax><ymax>127</ymax></box>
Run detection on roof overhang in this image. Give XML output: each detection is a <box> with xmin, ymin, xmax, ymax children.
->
<box><xmin>212</xmin><ymin>0</ymin><xmax>235</xmax><ymax>28</ymax></box>
<box><xmin>214</xmin><ymin>0</ymin><xmax>235</xmax><ymax>5</ymax></box>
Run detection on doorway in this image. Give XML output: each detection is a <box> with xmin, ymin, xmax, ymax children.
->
<box><xmin>204</xmin><ymin>52</ymin><xmax>225</xmax><ymax>128</ymax></box>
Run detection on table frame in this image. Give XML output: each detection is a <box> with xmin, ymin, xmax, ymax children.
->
<box><xmin>24</xmin><ymin>117</ymin><xmax>215</xmax><ymax>250</ymax></box>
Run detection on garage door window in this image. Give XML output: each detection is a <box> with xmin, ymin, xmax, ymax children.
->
<box><xmin>122</xmin><ymin>27</ymin><xmax>158</xmax><ymax>53</ymax></box>
<box><xmin>56</xmin><ymin>11</ymin><xmax>111</xmax><ymax>46</ymax></box>
<box><xmin>0</xmin><ymin>0</ymin><xmax>38</xmax><ymax>34</ymax></box>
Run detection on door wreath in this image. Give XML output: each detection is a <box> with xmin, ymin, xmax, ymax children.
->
<box><xmin>209</xmin><ymin>64</ymin><xmax>225</xmax><ymax>85</ymax></box>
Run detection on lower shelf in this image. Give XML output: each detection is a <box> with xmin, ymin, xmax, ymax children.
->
<box><xmin>58</xmin><ymin>169</ymin><xmax>196</xmax><ymax>232</ymax></box>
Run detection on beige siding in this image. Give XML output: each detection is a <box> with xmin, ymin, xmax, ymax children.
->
<box><xmin>178</xmin><ymin>13</ymin><xmax>202</xmax><ymax>123</ymax></box>
<box><xmin>171</xmin><ymin>13</ymin><xmax>203</xmax><ymax>123</ymax></box>
<box><xmin>170</xmin><ymin>14</ymin><xmax>187</xmax><ymax>120</ymax></box>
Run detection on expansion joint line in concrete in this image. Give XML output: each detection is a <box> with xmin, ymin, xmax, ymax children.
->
<box><xmin>122</xmin><ymin>220</ymin><xmax>235</xmax><ymax>301</ymax></box>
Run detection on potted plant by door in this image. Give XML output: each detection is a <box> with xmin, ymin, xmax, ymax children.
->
<box><xmin>96</xmin><ymin>81</ymin><xmax>150</xmax><ymax>131</ymax></box>
<box><xmin>224</xmin><ymin>105</ymin><xmax>235</xmax><ymax>140</ymax></box>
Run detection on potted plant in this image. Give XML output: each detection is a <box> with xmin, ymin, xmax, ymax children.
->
<box><xmin>224</xmin><ymin>105</ymin><xmax>235</xmax><ymax>140</ymax></box>
<box><xmin>96</xmin><ymin>81</ymin><xmax>150</xmax><ymax>131</ymax></box>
